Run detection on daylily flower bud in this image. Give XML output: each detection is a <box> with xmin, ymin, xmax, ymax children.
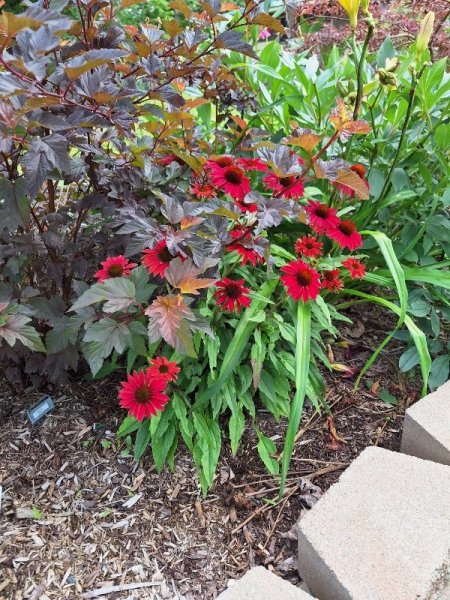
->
<box><xmin>376</xmin><ymin>68</ymin><xmax>398</xmax><ymax>89</ymax></box>
<box><xmin>416</xmin><ymin>12</ymin><xmax>435</xmax><ymax>56</ymax></box>
<box><xmin>337</xmin><ymin>0</ymin><xmax>361</xmax><ymax>29</ymax></box>
<box><xmin>361</xmin><ymin>0</ymin><xmax>369</xmax><ymax>10</ymax></box>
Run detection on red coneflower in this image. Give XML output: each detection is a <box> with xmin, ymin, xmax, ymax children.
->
<box><xmin>305</xmin><ymin>200</ymin><xmax>340</xmax><ymax>234</ymax></box>
<box><xmin>214</xmin><ymin>278</ymin><xmax>251</xmax><ymax>312</ymax></box>
<box><xmin>148</xmin><ymin>356</ymin><xmax>180</xmax><ymax>383</ymax></box>
<box><xmin>238</xmin><ymin>157</ymin><xmax>268</xmax><ymax>171</ymax></box>
<box><xmin>229</xmin><ymin>225</ymin><xmax>253</xmax><ymax>240</ymax></box>
<box><xmin>342</xmin><ymin>257</ymin><xmax>366</xmax><ymax>279</ymax></box>
<box><xmin>335</xmin><ymin>164</ymin><xmax>370</xmax><ymax>198</ymax></box>
<box><xmin>234</xmin><ymin>198</ymin><xmax>258</xmax><ymax>213</ymax></box>
<box><xmin>210</xmin><ymin>165</ymin><xmax>251</xmax><ymax>200</ymax></box>
<box><xmin>94</xmin><ymin>255</ymin><xmax>137</xmax><ymax>282</ymax></box>
<box><xmin>142</xmin><ymin>240</ymin><xmax>175</xmax><ymax>277</ymax></box>
<box><xmin>328</xmin><ymin>220</ymin><xmax>363</xmax><ymax>251</ymax></box>
<box><xmin>321</xmin><ymin>269</ymin><xmax>343</xmax><ymax>293</ymax></box>
<box><xmin>118</xmin><ymin>369</ymin><xmax>170</xmax><ymax>422</ymax></box>
<box><xmin>263</xmin><ymin>173</ymin><xmax>305</xmax><ymax>199</ymax></box>
<box><xmin>205</xmin><ymin>156</ymin><xmax>235</xmax><ymax>174</ymax></box>
<box><xmin>294</xmin><ymin>235</ymin><xmax>323</xmax><ymax>258</ymax></box>
<box><xmin>281</xmin><ymin>259</ymin><xmax>321</xmax><ymax>302</ymax></box>
<box><xmin>191</xmin><ymin>179</ymin><xmax>216</xmax><ymax>199</ymax></box>
<box><xmin>227</xmin><ymin>243</ymin><xmax>264</xmax><ymax>266</ymax></box>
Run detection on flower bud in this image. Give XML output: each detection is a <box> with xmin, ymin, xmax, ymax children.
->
<box><xmin>361</xmin><ymin>0</ymin><xmax>369</xmax><ymax>10</ymax></box>
<box><xmin>337</xmin><ymin>0</ymin><xmax>361</xmax><ymax>29</ymax></box>
<box><xmin>416</xmin><ymin>12</ymin><xmax>435</xmax><ymax>56</ymax></box>
<box><xmin>376</xmin><ymin>68</ymin><xmax>398</xmax><ymax>89</ymax></box>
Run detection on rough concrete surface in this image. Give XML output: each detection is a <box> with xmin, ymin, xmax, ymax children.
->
<box><xmin>217</xmin><ymin>566</ymin><xmax>313</xmax><ymax>599</ymax></box>
<box><xmin>297</xmin><ymin>447</ymin><xmax>450</xmax><ymax>600</ymax></box>
<box><xmin>401</xmin><ymin>380</ymin><xmax>450</xmax><ymax>465</ymax></box>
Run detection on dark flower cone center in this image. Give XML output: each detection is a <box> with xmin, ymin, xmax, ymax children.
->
<box><xmin>323</xmin><ymin>272</ymin><xmax>335</xmax><ymax>281</ymax></box>
<box><xmin>134</xmin><ymin>385</ymin><xmax>152</xmax><ymax>404</ymax></box>
<box><xmin>107</xmin><ymin>264</ymin><xmax>124</xmax><ymax>277</ymax></box>
<box><xmin>225</xmin><ymin>283</ymin><xmax>242</xmax><ymax>299</ymax></box>
<box><xmin>338</xmin><ymin>221</ymin><xmax>356</xmax><ymax>236</ymax></box>
<box><xmin>314</xmin><ymin>205</ymin><xmax>330</xmax><ymax>218</ymax></box>
<box><xmin>296</xmin><ymin>269</ymin><xmax>313</xmax><ymax>287</ymax></box>
<box><xmin>158</xmin><ymin>246</ymin><xmax>173</xmax><ymax>263</ymax></box>
<box><xmin>224</xmin><ymin>167</ymin><xmax>244</xmax><ymax>185</ymax></box>
<box><xmin>216</xmin><ymin>157</ymin><xmax>234</xmax><ymax>168</ymax></box>
<box><xmin>158</xmin><ymin>364</ymin><xmax>169</xmax><ymax>373</ymax></box>
<box><xmin>279</xmin><ymin>176</ymin><xmax>294</xmax><ymax>188</ymax></box>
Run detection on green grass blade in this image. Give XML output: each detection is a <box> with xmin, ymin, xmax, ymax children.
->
<box><xmin>343</xmin><ymin>289</ymin><xmax>431</xmax><ymax>394</ymax></box>
<box><xmin>355</xmin><ymin>231</ymin><xmax>408</xmax><ymax>387</ymax></box>
<box><xmin>361</xmin><ymin>230</ymin><xmax>408</xmax><ymax>325</ymax></box>
<box><xmin>280</xmin><ymin>300</ymin><xmax>311</xmax><ymax>497</ymax></box>
<box><xmin>194</xmin><ymin>278</ymin><xmax>279</xmax><ymax>408</ymax></box>
<box><xmin>369</xmin><ymin>266</ymin><xmax>450</xmax><ymax>291</ymax></box>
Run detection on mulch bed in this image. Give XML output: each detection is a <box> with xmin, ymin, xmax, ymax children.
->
<box><xmin>0</xmin><ymin>306</ymin><xmax>422</xmax><ymax>600</ymax></box>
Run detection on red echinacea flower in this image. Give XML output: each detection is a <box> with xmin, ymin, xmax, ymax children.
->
<box><xmin>205</xmin><ymin>156</ymin><xmax>235</xmax><ymax>174</ymax></box>
<box><xmin>94</xmin><ymin>255</ymin><xmax>137</xmax><ymax>283</ymax></box>
<box><xmin>227</xmin><ymin>243</ymin><xmax>264</xmax><ymax>266</ymax></box>
<box><xmin>335</xmin><ymin>164</ymin><xmax>370</xmax><ymax>197</ymax></box>
<box><xmin>214</xmin><ymin>278</ymin><xmax>251</xmax><ymax>312</ymax></box>
<box><xmin>321</xmin><ymin>269</ymin><xmax>343</xmax><ymax>292</ymax></box>
<box><xmin>191</xmin><ymin>179</ymin><xmax>216</xmax><ymax>199</ymax></box>
<box><xmin>210</xmin><ymin>165</ymin><xmax>251</xmax><ymax>200</ymax></box>
<box><xmin>263</xmin><ymin>173</ymin><xmax>305</xmax><ymax>199</ymax></box>
<box><xmin>238</xmin><ymin>157</ymin><xmax>268</xmax><ymax>172</ymax></box>
<box><xmin>342</xmin><ymin>257</ymin><xmax>366</xmax><ymax>279</ymax></box>
<box><xmin>328</xmin><ymin>220</ymin><xmax>363</xmax><ymax>251</ymax></box>
<box><xmin>142</xmin><ymin>240</ymin><xmax>175</xmax><ymax>277</ymax></box>
<box><xmin>118</xmin><ymin>369</ymin><xmax>170</xmax><ymax>421</ymax></box>
<box><xmin>281</xmin><ymin>259</ymin><xmax>321</xmax><ymax>302</ymax></box>
<box><xmin>148</xmin><ymin>356</ymin><xmax>180</xmax><ymax>383</ymax></box>
<box><xmin>234</xmin><ymin>197</ymin><xmax>258</xmax><ymax>213</ymax></box>
<box><xmin>294</xmin><ymin>235</ymin><xmax>323</xmax><ymax>258</ymax></box>
<box><xmin>305</xmin><ymin>200</ymin><xmax>340</xmax><ymax>234</ymax></box>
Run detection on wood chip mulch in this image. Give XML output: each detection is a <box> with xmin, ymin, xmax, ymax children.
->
<box><xmin>0</xmin><ymin>307</ymin><xmax>422</xmax><ymax>599</ymax></box>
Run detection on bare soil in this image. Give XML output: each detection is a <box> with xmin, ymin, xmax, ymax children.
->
<box><xmin>0</xmin><ymin>306</ymin><xmax>422</xmax><ymax>600</ymax></box>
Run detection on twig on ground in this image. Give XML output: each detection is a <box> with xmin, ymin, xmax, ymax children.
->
<box><xmin>81</xmin><ymin>581</ymin><xmax>160</xmax><ymax>598</ymax></box>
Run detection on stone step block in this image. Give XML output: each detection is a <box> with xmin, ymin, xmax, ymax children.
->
<box><xmin>401</xmin><ymin>380</ymin><xmax>450</xmax><ymax>465</ymax></box>
<box><xmin>297</xmin><ymin>447</ymin><xmax>450</xmax><ymax>600</ymax></box>
<box><xmin>217</xmin><ymin>566</ymin><xmax>314</xmax><ymax>600</ymax></box>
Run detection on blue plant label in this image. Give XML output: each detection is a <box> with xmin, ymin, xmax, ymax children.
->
<box><xmin>27</xmin><ymin>395</ymin><xmax>55</xmax><ymax>425</ymax></box>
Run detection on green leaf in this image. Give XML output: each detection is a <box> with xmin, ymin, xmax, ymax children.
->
<box><xmin>429</xmin><ymin>355</ymin><xmax>449</xmax><ymax>391</ymax></box>
<box><xmin>152</xmin><ymin>423</ymin><xmax>176</xmax><ymax>471</ymax></box>
<box><xmin>280</xmin><ymin>300</ymin><xmax>311</xmax><ymax>496</ymax></box>
<box><xmin>399</xmin><ymin>346</ymin><xmax>420</xmax><ymax>372</ymax></box>
<box><xmin>194</xmin><ymin>278</ymin><xmax>278</xmax><ymax>407</ymax></box>
<box><xmin>378</xmin><ymin>388</ymin><xmax>398</xmax><ymax>406</ymax></box>
<box><xmin>356</xmin><ymin>231</ymin><xmax>408</xmax><ymax>387</ymax></box>
<box><xmin>229</xmin><ymin>407</ymin><xmax>245</xmax><ymax>456</ymax></box>
<box><xmin>376</xmin><ymin>36</ymin><xmax>396</xmax><ymax>69</ymax></box>
<box><xmin>343</xmin><ymin>290</ymin><xmax>431</xmax><ymax>394</ymax></box>
<box><xmin>117</xmin><ymin>415</ymin><xmax>140</xmax><ymax>438</ymax></box>
<box><xmin>70</xmin><ymin>278</ymin><xmax>136</xmax><ymax>313</ymax></box>
<box><xmin>134</xmin><ymin>419</ymin><xmax>151</xmax><ymax>461</ymax></box>
<box><xmin>257</xmin><ymin>431</ymin><xmax>279</xmax><ymax>476</ymax></box>
<box><xmin>0</xmin><ymin>313</ymin><xmax>45</xmax><ymax>352</ymax></box>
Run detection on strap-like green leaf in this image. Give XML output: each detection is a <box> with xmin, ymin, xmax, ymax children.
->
<box><xmin>280</xmin><ymin>300</ymin><xmax>311</xmax><ymax>496</ymax></box>
<box><xmin>194</xmin><ymin>278</ymin><xmax>278</xmax><ymax>408</ymax></box>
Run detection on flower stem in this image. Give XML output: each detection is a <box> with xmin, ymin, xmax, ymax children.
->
<box><xmin>353</xmin><ymin>19</ymin><xmax>374</xmax><ymax>119</ymax></box>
